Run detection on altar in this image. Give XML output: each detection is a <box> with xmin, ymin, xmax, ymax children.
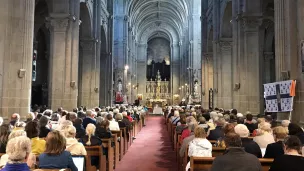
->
<box><xmin>145</xmin><ymin>70</ymin><xmax>170</xmax><ymax>109</ymax></box>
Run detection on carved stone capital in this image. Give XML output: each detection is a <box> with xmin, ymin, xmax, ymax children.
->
<box><xmin>219</xmin><ymin>41</ymin><xmax>232</xmax><ymax>51</ymax></box>
<box><xmin>264</xmin><ymin>52</ymin><xmax>274</xmax><ymax>60</ymax></box>
<box><xmin>203</xmin><ymin>53</ymin><xmax>213</xmax><ymax>62</ymax></box>
<box><xmin>80</xmin><ymin>40</ymin><xmax>95</xmax><ymax>50</ymax></box>
<box><xmin>49</xmin><ymin>18</ymin><xmax>69</xmax><ymax>32</ymax></box>
<box><xmin>242</xmin><ymin>16</ymin><xmax>263</xmax><ymax>32</ymax></box>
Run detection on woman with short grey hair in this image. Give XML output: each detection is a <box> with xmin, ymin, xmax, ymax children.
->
<box><xmin>235</xmin><ymin>124</ymin><xmax>262</xmax><ymax>158</ymax></box>
<box><xmin>96</xmin><ymin>117</ymin><xmax>104</xmax><ymax>126</ymax></box>
<box><xmin>1</xmin><ymin>136</ymin><xmax>32</xmax><ymax>171</ymax></box>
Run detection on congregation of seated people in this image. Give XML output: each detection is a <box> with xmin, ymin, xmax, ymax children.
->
<box><xmin>0</xmin><ymin>105</ymin><xmax>147</xmax><ymax>171</ymax></box>
<box><xmin>165</xmin><ymin>106</ymin><xmax>304</xmax><ymax>171</ymax></box>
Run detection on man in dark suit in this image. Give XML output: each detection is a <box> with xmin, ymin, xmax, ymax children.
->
<box><xmin>207</xmin><ymin>118</ymin><xmax>225</xmax><ymax>140</ymax></box>
<box><xmin>211</xmin><ymin>133</ymin><xmax>262</xmax><ymax>171</ymax></box>
<box><xmin>82</xmin><ymin>110</ymin><xmax>96</xmax><ymax>129</ymax></box>
<box><xmin>264</xmin><ymin>126</ymin><xmax>287</xmax><ymax>158</ymax></box>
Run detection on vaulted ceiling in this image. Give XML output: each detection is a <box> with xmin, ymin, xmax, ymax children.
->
<box><xmin>127</xmin><ymin>0</ymin><xmax>190</xmax><ymax>42</ymax></box>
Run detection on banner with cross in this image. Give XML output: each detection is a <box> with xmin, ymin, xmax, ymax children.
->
<box><xmin>264</xmin><ymin>80</ymin><xmax>294</xmax><ymax>112</ymax></box>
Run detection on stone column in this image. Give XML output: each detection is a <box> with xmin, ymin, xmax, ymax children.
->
<box><xmin>263</xmin><ymin>52</ymin><xmax>274</xmax><ymax>83</ymax></box>
<box><xmin>0</xmin><ymin>0</ymin><xmax>35</xmax><ymax>118</ymax></box>
<box><xmin>202</xmin><ymin>53</ymin><xmax>213</xmax><ymax>108</ymax></box>
<box><xmin>48</xmin><ymin>14</ymin><xmax>78</xmax><ymax>110</ymax></box>
<box><xmin>219</xmin><ymin>40</ymin><xmax>233</xmax><ymax>109</ymax></box>
<box><xmin>274</xmin><ymin>0</ymin><xmax>286</xmax><ymax>81</ymax></box>
<box><xmin>79</xmin><ymin>40</ymin><xmax>99</xmax><ymax>108</ymax></box>
<box><xmin>241</xmin><ymin>16</ymin><xmax>263</xmax><ymax>113</ymax></box>
<box><xmin>212</xmin><ymin>0</ymin><xmax>220</xmax><ymax>108</ymax></box>
<box><xmin>136</xmin><ymin>43</ymin><xmax>147</xmax><ymax>104</ymax></box>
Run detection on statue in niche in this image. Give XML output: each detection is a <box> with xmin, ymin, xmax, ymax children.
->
<box><xmin>117</xmin><ymin>80</ymin><xmax>123</xmax><ymax>92</ymax></box>
<box><xmin>147</xmin><ymin>84</ymin><xmax>151</xmax><ymax>93</ymax></box>
<box><xmin>194</xmin><ymin>81</ymin><xmax>199</xmax><ymax>94</ymax></box>
<box><xmin>188</xmin><ymin>95</ymin><xmax>193</xmax><ymax>105</ymax></box>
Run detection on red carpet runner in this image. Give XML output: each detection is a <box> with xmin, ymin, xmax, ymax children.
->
<box><xmin>115</xmin><ymin>116</ymin><xmax>177</xmax><ymax>171</ymax></box>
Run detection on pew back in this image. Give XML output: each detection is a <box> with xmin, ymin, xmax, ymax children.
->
<box><xmin>190</xmin><ymin>157</ymin><xmax>274</xmax><ymax>171</ymax></box>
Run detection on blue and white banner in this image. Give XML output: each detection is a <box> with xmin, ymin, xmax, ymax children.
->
<box><xmin>264</xmin><ymin>80</ymin><xmax>293</xmax><ymax>112</ymax></box>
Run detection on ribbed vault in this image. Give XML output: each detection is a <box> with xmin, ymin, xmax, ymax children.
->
<box><xmin>127</xmin><ymin>0</ymin><xmax>190</xmax><ymax>42</ymax></box>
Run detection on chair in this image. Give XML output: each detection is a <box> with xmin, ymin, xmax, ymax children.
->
<box><xmin>85</xmin><ymin>146</ymin><xmax>106</xmax><ymax>171</ymax></box>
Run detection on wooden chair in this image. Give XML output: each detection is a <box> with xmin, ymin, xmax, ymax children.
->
<box><xmin>101</xmin><ymin>138</ymin><xmax>114</xmax><ymax>171</ymax></box>
<box><xmin>85</xmin><ymin>146</ymin><xmax>107</xmax><ymax>171</ymax></box>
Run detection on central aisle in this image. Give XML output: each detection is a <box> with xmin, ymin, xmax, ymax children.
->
<box><xmin>115</xmin><ymin>116</ymin><xmax>177</xmax><ymax>171</ymax></box>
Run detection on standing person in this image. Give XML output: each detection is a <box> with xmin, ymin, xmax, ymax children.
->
<box><xmin>269</xmin><ymin>136</ymin><xmax>304</xmax><ymax>171</ymax></box>
<box><xmin>210</xmin><ymin>133</ymin><xmax>262</xmax><ymax>171</ymax></box>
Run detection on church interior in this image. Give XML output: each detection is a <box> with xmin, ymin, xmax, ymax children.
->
<box><xmin>0</xmin><ymin>0</ymin><xmax>304</xmax><ymax>171</ymax></box>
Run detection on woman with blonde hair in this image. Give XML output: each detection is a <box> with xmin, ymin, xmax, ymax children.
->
<box><xmin>80</xmin><ymin>123</ymin><xmax>102</xmax><ymax>146</ymax></box>
<box><xmin>186</xmin><ymin>126</ymin><xmax>212</xmax><ymax>171</ymax></box>
<box><xmin>253</xmin><ymin>122</ymin><xmax>275</xmax><ymax>148</ymax></box>
<box><xmin>64</xmin><ymin>125</ymin><xmax>87</xmax><ymax>155</ymax></box>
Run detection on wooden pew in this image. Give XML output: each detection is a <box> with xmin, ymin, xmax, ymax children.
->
<box><xmin>181</xmin><ymin>146</ymin><xmax>225</xmax><ymax>171</ymax></box>
<box><xmin>211</xmin><ymin>147</ymin><xmax>226</xmax><ymax>157</ymax></box>
<box><xmin>190</xmin><ymin>157</ymin><xmax>274</xmax><ymax>171</ymax></box>
<box><xmin>85</xmin><ymin>146</ymin><xmax>107</xmax><ymax>171</ymax></box>
<box><xmin>33</xmin><ymin>169</ymin><xmax>71</xmax><ymax>171</ymax></box>
<box><xmin>120</xmin><ymin>127</ymin><xmax>127</xmax><ymax>155</ymax></box>
<box><xmin>190</xmin><ymin>156</ymin><xmax>214</xmax><ymax>171</ymax></box>
<box><xmin>101</xmin><ymin>138</ymin><xmax>114</xmax><ymax>171</ymax></box>
<box><xmin>111</xmin><ymin>130</ymin><xmax>123</xmax><ymax>162</ymax></box>
<box><xmin>259</xmin><ymin>158</ymin><xmax>274</xmax><ymax>171</ymax></box>
<box><xmin>110</xmin><ymin>134</ymin><xmax>119</xmax><ymax>169</ymax></box>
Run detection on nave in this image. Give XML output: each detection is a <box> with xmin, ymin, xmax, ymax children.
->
<box><xmin>115</xmin><ymin>116</ymin><xmax>177</xmax><ymax>171</ymax></box>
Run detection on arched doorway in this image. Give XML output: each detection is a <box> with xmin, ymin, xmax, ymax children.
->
<box><xmin>32</xmin><ymin>0</ymin><xmax>50</xmax><ymax>110</ymax></box>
